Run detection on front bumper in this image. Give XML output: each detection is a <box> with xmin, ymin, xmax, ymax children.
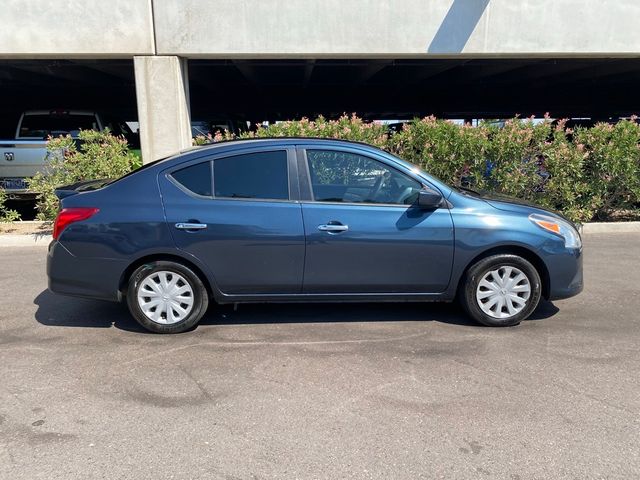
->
<box><xmin>545</xmin><ymin>246</ymin><xmax>584</xmax><ymax>300</ymax></box>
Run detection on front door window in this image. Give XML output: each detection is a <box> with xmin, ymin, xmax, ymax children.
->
<box><xmin>306</xmin><ymin>150</ymin><xmax>422</xmax><ymax>205</ymax></box>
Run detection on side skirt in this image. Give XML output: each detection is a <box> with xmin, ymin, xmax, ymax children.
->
<box><xmin>214</xmin><ymin>292</ymin><xmax>453</xmax><ymax>305</ymax></box>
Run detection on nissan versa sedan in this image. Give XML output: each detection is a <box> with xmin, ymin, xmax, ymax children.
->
<box><xmin>47</xmin><ymin>138</ymin><xmax>583</xmax><ymax>333</ymax></box>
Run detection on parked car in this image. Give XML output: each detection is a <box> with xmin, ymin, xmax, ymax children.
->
<box><xmin>191</xmin><ymin>119</ymin><xmax>250</xmax><ymax>139</ymax></box>
<box><xmin>0</xmin><ymin>110</ymin><xmax>105</xmax><ymax>199</ymax></box>
<box><xmin>47</xmin><ymin>138</ymin><xmax>583</xmax><ymax>333</ymax></box>
<box><xmin>383</xmin><ymin>121</ymin><xmax>409</xmax><ymax>135</ymax></box>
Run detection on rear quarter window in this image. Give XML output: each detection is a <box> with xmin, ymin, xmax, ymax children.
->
<box><xmin>170</xmin><ymin>162</ymin><xmax>212</xmax><ymax>196</ymax></box>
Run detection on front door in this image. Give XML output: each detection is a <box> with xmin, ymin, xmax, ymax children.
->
<box><xmin>159</xmin><ymin>148</ymin><xmax>305</xmax><ymax>295</ymax></box>
<box><xmin>300</xmin><ymin>148</ymin><xmax>454</xmax><ymax>294</ymax></box>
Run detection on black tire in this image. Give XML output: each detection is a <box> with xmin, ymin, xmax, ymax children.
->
<box><xmin>126</xmin><ymin>260</ymin><xmax>209</xmax><ymax>333</ymax></box>
<box><xmin>459</xmin><ymin>254</ymin><xmax>542</xmax><ymax>327</ymax></box>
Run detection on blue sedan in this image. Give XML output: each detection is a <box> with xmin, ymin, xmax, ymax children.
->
<box><xmin>47</xmin><ymin>138</ymin><xmax>583</xmax><ymax>333</ymax></box>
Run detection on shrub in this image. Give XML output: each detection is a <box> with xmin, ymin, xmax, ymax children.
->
<box><xmin>29</xmin><ymin>130</ymin><xmax>141</xmax><ymax>220</ymax></box>
<box><xmin>573</xmin><ymin>119</ymin><xmax>640</xmax><ymax>220</ymax></box>
<box><xmin>16</xmin><ymin>115</ymin><xmax>638</xmax><ymax>224</ymax></box>
<box><xmin>387</xmin><ymin>116</ymin><xmax>489</xmax><ymax>186</ymax></box>
<box><xmin>0</xmin><ymin>189</ymin><xmax>20</xmax><ymax>222</ymax></box>
<box><xmin>536</xmin><ymin>120</ymin><xmax>596</xmax><ymax>221</ymax></box>
<box><xmin>481</xmin><ymin>117</ymin><xmax>552</xmax><ymax>201</ymax></box>
<box><xmin>237</xmin><ymin>114</ymin><xmax>390</xmax><ymax>148</ymax></box>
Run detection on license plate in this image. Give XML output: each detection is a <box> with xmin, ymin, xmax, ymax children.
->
<box><xmin>0</xmin><ymin>178</ymin><xmax>28</xmax><ymax>190</ymax></box>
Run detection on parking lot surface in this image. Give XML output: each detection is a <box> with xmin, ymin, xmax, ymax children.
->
<box><xmin>0</xmin><ymin>233</ymin><xmax>639</xmax><ymax>479</ymax></box>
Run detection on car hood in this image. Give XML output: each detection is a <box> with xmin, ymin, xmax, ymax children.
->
<box><xmin>460</xmin><ymin>188</ymin><xmax>575</xmax><ymax>224</ymax></box>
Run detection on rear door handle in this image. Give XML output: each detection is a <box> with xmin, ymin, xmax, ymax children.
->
<box><xmin>175</xmin><ymin>222</ymin><xmax>207</xmax><ymax>230</ymax></box>
<box><xmin>318</xmin><ymin>223</ymin><xmax>349</xmax><ymax>233</ymax></box>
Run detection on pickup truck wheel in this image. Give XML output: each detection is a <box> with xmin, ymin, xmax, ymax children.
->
<box><xmin>126</xmin><ymin>261</ymin><xmax>209</xmax><ymax>333</ymax></box>
<box><xmin>460</xmin><ymin>254</ymin><xmax>541</xmax><ymax>327</ymax></box>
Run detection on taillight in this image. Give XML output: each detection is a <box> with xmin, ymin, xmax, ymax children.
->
<box><xmin>53</xmin><ymin>207</ymin><xmax>99</xmax><ymax>240</ymax></box>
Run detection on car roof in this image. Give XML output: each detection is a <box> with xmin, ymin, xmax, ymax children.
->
<box><xmin>128</xmin><ymin>136</ymin><xmax>453</xmax><ymax>197</ymax></box>
<box><xmin>133</xmin><ymin>137</ymin><xmax>386</xmax><ymax>177</ymax></box>
<box><xmin>179</xmin><ymin>137</ymin><xmax>381</xmax><ymax>155</ymax></box>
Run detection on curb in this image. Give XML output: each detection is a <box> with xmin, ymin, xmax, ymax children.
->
<box><xmin>0</xmin><ymin>234</ymin><xmax>52</xmax><ymax>247</ymax></box>
<box><xmin>581</xmin><ymin>221</ymin><xmax>640</xmax><ymax>234</ymax></box>
<box><xmin>0</xmin><ymin>222</ymin><xmax>639</xmax><ymax>247</ymax></box>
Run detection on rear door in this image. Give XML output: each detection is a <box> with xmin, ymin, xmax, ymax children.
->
<box><xmin>298</xmin><ymin>146</ymin><xmax>455</xmax><ymax>294</ymax></box>
<box><xmin>159</xmin><ymin>147</ymin><xmax>305</xmax><ymax>295</ymax></box>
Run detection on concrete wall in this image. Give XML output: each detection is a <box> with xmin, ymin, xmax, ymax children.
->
<box><xmin>2</xmin><ymin>0</ymin><xmax>640</xmax><ymax>58</ymax></box>
<box><xmin>154</xmin><ymin>0</ymin><xmax>640</xmax><ymax>57</ymax></box>
<box><xmin>0</xmin><ymin>0</ymin><xmax>154</xmax><ymax>58</ymax></box>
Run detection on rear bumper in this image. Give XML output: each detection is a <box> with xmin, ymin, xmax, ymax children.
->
<box><xmin>0</xmin><ymin>189</ymin><xmax>36</xmax><ymax>200</ymax></box>
<box><xmin>546</xmin><ymin>247</ymin><xmax>584</xmax><ymax>301</ymax></box>
<box><xmin>47</xmin><ymin>240</ymin><xmax>127</xmax><ymax>302</ymax></box>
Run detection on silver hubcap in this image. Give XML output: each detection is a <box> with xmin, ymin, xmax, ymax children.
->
<box><xmin>137</xmin><ymin>271</ymin><xmax>194</xmax><ymax>325</ymax></box>
<box><xmin>476</xmin><ymin>266</ymin><xmax>531</xmax><ymax>319</ymax></box>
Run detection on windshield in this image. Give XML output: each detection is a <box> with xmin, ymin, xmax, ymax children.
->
<box><xmin>18</xmin><ymin>114</ymin><xmax>99</xmax><ymax>139</ymax></box>
<box><xmin>384</xmin><ymin>151</ymin><xmax>452</xmax><ymax>193</ymax></box>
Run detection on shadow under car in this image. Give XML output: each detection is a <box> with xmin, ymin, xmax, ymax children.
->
<box><xmin>33</xmin><ymin>290</ymin><xmax>559</xmax><ymax>334</ymax></box>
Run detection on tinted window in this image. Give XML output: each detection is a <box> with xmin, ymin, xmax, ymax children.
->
<box><xmin>214</xmin><ymin>151</ymin><xmax>289</xmax><ymax>200</ymax></box>
<box><xmin>171</xmin><ymin>162</ymin><xmax>212</xmax><ymax>196</ymax></box>
<box><xmin>307</xmin><ymin>150</ymin><xmax>422</xmax><ymax>205</ymax></box>
<box><xmin>18</xmin><ymin>114</ymin><xmax>99</xmax><ymax>138</ymax></box>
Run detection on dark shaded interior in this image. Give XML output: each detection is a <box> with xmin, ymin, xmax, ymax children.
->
<box><xmin>1</xmin><ymin>57</ymin><xmax>640</xmax><ymax>135</ymax></box>
<box><xmin>0</xmin><ymin>59</ymin><xmax>136</xmax><ymax>136</ymax></box>
<box><xmin>189</xmin><ymin>58</ymin><xmax>640</xmax><ymax>121</ymax></box>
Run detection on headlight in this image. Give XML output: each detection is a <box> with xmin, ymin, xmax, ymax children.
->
<box><xmin>529</xmin><ymin>213</ymin><xmax>582</xmax><ymax>249</ymax></box>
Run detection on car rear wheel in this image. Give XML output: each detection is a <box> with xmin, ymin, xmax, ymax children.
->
<box><xmin>460</xmin><ymin>254</ymin><xmax>542</xmax><ymax>327</ymax></box>
<box><xmin>126</xmin><ymin>261</ymin><xmax>209</xmax><ymax>333</ymax></box>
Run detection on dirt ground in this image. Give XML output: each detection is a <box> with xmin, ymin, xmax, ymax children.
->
<box><xmin>0</xmin><ymin>221</ymin><xmax>52</xmax><ymax>235</ymax></box>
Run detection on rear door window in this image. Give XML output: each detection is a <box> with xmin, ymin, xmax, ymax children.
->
<box><xmin>214</xmin><ymin>150</ymin><xmax>289</xmax><ymax>200</ymax></box>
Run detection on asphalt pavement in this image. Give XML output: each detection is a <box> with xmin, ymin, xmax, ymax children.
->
<box><xmin>0</xmin><ymin>233</ymin><xmax>639</xmax><ymax>479</ymax></box>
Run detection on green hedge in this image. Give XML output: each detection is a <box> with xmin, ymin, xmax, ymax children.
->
<box><xmin>4</xmin><ymin>116</ymin><xmax>637</xmax><ymax>223</ymax></box>
<box><xmin>29</xmin><ymin>130</ymin><xmax>141</xmax><ymax>220</ymax></box>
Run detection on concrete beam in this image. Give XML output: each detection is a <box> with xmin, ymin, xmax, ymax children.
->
<box><xmin>152</xmin><ymin>0</ymin><xmax>640</xmax><ymax>57</ymax></box>
<box><xmin>134</xmin><ymin>56</ymin><xmax>192</xmax><ymax>164</ymax></box>
<box><xmin>0</xmin><ymin>0</ymin><xmax>154</xmax><ymax>58</ymax></box>
<box><xmin>3</xmin><ymin>0</ymin><xmax>640</xmax><ymax>59</ymax></box>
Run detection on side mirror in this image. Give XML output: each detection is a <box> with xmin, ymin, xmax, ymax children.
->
<box><xmin>417</xmin><ymin>188</ymin><xmax>443</xmax><ymax>209</ymax></box>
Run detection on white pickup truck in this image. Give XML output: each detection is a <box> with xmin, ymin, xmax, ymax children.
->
<box><xmin>0</xmin><ymin>110</ymin><xmax>104</xmax><ymax>199</ymax></box>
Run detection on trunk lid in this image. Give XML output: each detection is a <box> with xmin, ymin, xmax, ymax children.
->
<box><xmin>54</xmin><ymin>178</ymin><xmax>112</xmax><ymax>200</ymax></box>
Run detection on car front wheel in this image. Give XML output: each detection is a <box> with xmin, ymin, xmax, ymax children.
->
<box><xmin>126</xmin><ymin>261</ymin><xmax>209</xmax><ymax>333</ymax></box>
<box><xmin>460</xmin><ymin>254</ymin><xmax>542</xmax><ymax>327</ymax></box>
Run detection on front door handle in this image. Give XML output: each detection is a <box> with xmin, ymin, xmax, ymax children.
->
<box><xmin>175</xmin><ymin>222</ymin><xmax>207</xmax><ymax>230</ymax></box>
<box><xmin>318</xmin><ymin>223</ymin><xmax>349</xmax><ymax>233</ymax></box>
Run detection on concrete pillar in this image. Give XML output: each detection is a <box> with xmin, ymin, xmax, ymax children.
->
<box><xmin>134</xmin><ymin>56</ymin><xmax>191</xmax><ymax>164</ymax></box>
